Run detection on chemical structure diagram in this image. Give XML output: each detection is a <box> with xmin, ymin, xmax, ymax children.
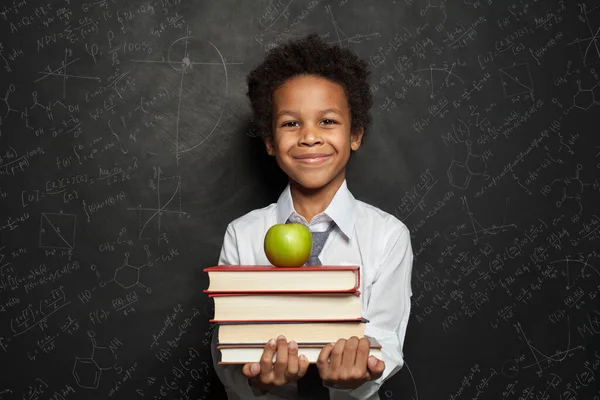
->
<box><xmin>1</xmin><ymin>84</ymin><xmax>18</xmax><ymax>118</ymax></box>
<box><xmin>553</xmin><ymin>79</ymin><xmax>600</xmax><ymax>114</ymax></box>
<box><xmin>72</xmin><ymin>330</ymin><xmax>123</xmax><ymax>389</ymax></box>
<box><xmin>91</xmin><ymin>251</ymin><xmax>152</xmax><ymax>294</ymax></box>
<box><xmin>571</xmin><ymin>79</ymin><xmax>600</xmax><ymax>111</ymax></box>
<box><xmin>539</xmin><ymin>163</ymin><xmax>599</xmax><ymax>222</ymax></box>
<box><xmin>444</xmin><ymin>119</ymin><xmax>493</xmax><ymax>190</ymax></box>
<box><xmin>1</xmin><ymin>47</ymin><xmax>96</xmax><ymax>136</ymax></box>
<box><xmin>1</xmin><ymin>82</ymin><xmax>81</xmax><ymax>139</ymax></box>
<box><xmin>112</xmin><ymin>252</ymin><xmax>150</xmax><ymax>292</ymax></box>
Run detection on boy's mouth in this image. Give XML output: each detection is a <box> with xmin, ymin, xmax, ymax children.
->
<box><xmin>293</xmin><ymin>154</ymin><xmax>332</xmax><ymax>164</ymax></box>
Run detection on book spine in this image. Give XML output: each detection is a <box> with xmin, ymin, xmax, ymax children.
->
<box><xmin>217</xmin><ymin>318</ymin><xmax>369</xmax><ymax>325</ymax></box>
<box><xmin>204</xmin><ymin>288</ymin><xmax>359</xmax><ymax>294</ymax></box>
<box><xmin>208</xmin><ymin>291</ymin><xmax>361</xmax><ymax>298</ymax></box>
<box><xmin>210</xmin><ymin>317</ymin><xmax>365</xmax><ymax>323</ymax></box>
<box><xmin>204</xmin><ymin>266</ymin><xmax>359</xmax><ymax>272</ymax></box>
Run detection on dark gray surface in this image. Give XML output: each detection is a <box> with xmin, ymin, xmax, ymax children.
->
<box><xmin>1</xmin><ymin>0</ymin><xmax>599</xmax><ymax>399</ymax></box>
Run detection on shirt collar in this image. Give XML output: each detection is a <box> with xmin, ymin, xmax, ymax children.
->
<box><xmin>275</xmin><ymin>179</ymin><xmax>356</xmax><ymax>239</ymax></box>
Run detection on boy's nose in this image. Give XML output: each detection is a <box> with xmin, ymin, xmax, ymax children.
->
<box><xmin>299</xmin><ymin>126</ymin><xmax>323</xmax><ymax>144</ymax></box>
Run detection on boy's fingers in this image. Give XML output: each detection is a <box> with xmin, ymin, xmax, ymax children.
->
<box><xmin>354</xmin><ymin>337</ymin><xmax>371</xmax><ymax>371</ymax></box>
<box><xmin>297</xmin><ymin>354</ymin><xmax>310</xmax><ymax>378</ymax></box>
<box><xmin>242</xmin><ymin>362</ymin><xmax>261</xmax><ymax>378</ymax></box>
<box><xmin>329</xmin><ymin>339</ymin><xmax>346</xmax><ymax>375</ymax></box>
<box><xmin>316</xmin><ymin>342</ymin><xmax>335</xmax><ymax>376</ymax></box>
<box><xmin>366</xmin><ymin>356</ymin><xmax>385</xmax><ymax>379</ymax></box>
<box><xmin>272</xmin><ymin>335</ymin><xmax>289</xmax><ymax>380</ymax></box>
<box><xmin>286</xmin><ymin>340</ymin><xmax>299</xmax><ymax>377</ymax></box>
<box><xmin>341</xmin><ymin>336</ymin><xmax>359</xmax><ymax>368</ymax></box>
<box><xmin>259</xmin><ymin>338</ymin><xmax>276</xmax><ymax>378</ymax></box>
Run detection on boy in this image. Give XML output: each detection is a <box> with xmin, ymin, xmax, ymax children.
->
<box><xmin>211</xmin><ymin>33</ymin><xmax>413</xmax><ymax>400</ymax></box>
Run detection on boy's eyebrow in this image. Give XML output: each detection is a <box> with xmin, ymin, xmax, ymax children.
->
<box><xmin>275</xmin><ymin>108</ymin><xmax>344</xmax><ymax>118</ymax></box>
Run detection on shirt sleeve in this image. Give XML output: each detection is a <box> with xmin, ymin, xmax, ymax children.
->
<box><xmin>210</xmin><ymin>223</ymin><xmax>294</xmax><ymax>399</ymax></box>
<box><xmin>340</xmin><ymin>222</ymin><xmax>414</xmax><ymax>399</ymax></box>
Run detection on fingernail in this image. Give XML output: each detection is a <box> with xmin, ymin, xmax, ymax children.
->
<box><xmin>299</xmin><ymin>354</ymin><xmax>307</xmax><ymax>361</ymax></box>
<box><xmin>368</xmin><ymin>356</ymin><xmax>377</xmax><ymax>366</ymax></box>
<box><xmin>251</xmin><ymin>363</ymin><xmax>260</xmax><ymax>374</ymax></box>
<box><xmin>277</xmin><ymin>334</ymin><xmax>286</xmax><ymax>340</ymax></box>
<box><xmin>268</xmin><ymin>338</ymin><xmax>276</xmax><ymax>347</ymax></box>
<box><xmin>288</xmin><ymin>340</ymin><xmax>297</xmax><ymax>350</ymax></box>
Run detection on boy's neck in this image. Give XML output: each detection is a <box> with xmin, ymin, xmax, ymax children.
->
<box><xmin>289</xmin><ymin>174</ymin><xmax>345</xmax><ymax>224</ymax></box>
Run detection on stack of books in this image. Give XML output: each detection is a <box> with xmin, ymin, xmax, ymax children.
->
<box><xmin>203</xmin><ymin>265</ymin><xmax>381</xmax><ymax>364</ymax></box>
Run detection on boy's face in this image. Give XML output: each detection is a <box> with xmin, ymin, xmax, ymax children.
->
<box><xmin>264</xmin><ymin>74</ymin><xmax>363</xmax><ymax>191</ymax></box>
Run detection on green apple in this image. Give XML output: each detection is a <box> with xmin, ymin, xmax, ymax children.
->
<box><xmin>264</xmin><ymin>223</ymin><xmax>312</xmax><ymax>267</ymax></box>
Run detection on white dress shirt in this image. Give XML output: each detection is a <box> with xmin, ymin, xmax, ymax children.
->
<box><xmin>211</xmin><ymin>179</ymin><xmax>414</xmax><ymax>400</ymax></box>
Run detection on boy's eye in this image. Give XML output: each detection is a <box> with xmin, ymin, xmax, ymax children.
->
<box><xmin>321</xmin><ymin>119</ymin><xmax>337</xmax><ymax>125</ymax></box>
<box><xmin>282</xmin><ymin>121</ymin><xmax>299</xmax><ymax>127</ymax></box>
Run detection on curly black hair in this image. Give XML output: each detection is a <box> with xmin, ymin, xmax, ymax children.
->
<box><xmin>246</xmin><ymin>33</ymin><xmax>373</xmax><ymax>142</ymax></box>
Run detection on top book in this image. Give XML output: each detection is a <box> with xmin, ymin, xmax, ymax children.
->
<box><xmin>203</xmin><ymin>265</ymin><xmax>360</xmax><ymax>293</ymax></box>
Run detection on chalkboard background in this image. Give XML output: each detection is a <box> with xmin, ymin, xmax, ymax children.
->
<box><xmin>1</xmin><ymin>0</ymin><xmax>600</xmax><ymax>399</ymax></box>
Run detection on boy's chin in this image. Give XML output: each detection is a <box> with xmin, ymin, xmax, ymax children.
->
<box><xmin>289</xmin><ymin>175</ymin><xmax>340</xmax><ymax>192</ymax></box>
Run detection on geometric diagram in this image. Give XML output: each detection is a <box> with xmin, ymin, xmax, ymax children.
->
<box><xmin>549</xmin><ymin>255</ymin><xmax>600</xmax><ymax>290</ymax></box>
<box><xmin>34</xmin><ymin>48</ymin><xmax>101</xmax><ymax>99</ymax></box>
<box><xmin>129</xmin><ymin>29</ymin><xmax>242</xmax><ymax>164</ymax></box>
<box><xmin>72</xmin><ymin>330</ymin><xmax>122</xmax><ymax>389</ymax></box>
<box><xmin>458</xmin><ymin>196</ymin><xmax>516</xmax><ymax>245</ymax></box>
<box><xmin>447</xmin><ymin>137</ymin><xmax>492</xmax><ymax>190</ymax></box>
<box><xmin>572</xmin><ymin>79</ymin><xmax>600</xmax><ymax>110</ymax></box>
<box><xmin>39</xmin><ymin>212</ymin><xmax>77</xmax><ymax>249</ymax></box>
<box><xmin>323</xmin><ymin>4</ymin><xmax>380</xmax><ymax>48</ymax></box>
<box><xmin>127</xmin><ymin>167</ymin><xmax>189</xmax><ymax>244</ymax></box>
<box><xmin>413</xmin><ymin>64</ymin><xmax>465</xmax><ymax>99</ymax></box>
<box><xmin>567</xmin><ymin>3</ymin><xmax>600</xmax><ymax>67</ymax></box>
<box><xmin>500</xmin><ymin>62</ymin><xmax>534</xmax><ymax>98</ymax></box>
<box><xmin>511</xmin><ymin>256</ymin><xmax>599</xmax><ymax>377</ymax></box>
<box><xmin>513</xmin><ymin>319</ymin><xmax>584</xmax><ymax>378</ymax></box>
<box><xmin>111</xmin><ymin>252</ymin><xmax>150</xmax><ymax>293</ymax></box>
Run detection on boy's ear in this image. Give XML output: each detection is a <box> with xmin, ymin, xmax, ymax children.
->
<box><xmin>350</xmin><ymin>126</ymin><xmax>364</xmax><ymax>151</ymax></box>
<box><xmin>263</xmin><ymin>136</ymin><xmax>275</xmax><ymax>156</ymax></box>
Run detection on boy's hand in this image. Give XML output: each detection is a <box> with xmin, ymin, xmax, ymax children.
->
<box><xmin>316</xmin><ymin>336</ymin><xmax>385</xmax><ymax>390</ymax></box>
<box><xmin>242</xmin><ymin>335</ymin><xmax>310</xmax><ymax>390</ymax></box>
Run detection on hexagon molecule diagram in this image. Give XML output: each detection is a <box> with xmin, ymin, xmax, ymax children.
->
<box><xmin>573</xmin><ymin>80</ymin><xmax>600</xmax><ymax>110</ymax></box>
<box><xmin>113</xmin><ymin>252</ymin><xmax>148</xmax><ymax>290</ymax></box>
<box><xmin>72</xmin><ymin>331</ymin><xmax>119</xmax><ymax>389</ymax></box>
<box><xmin>447</xmin><ymin>141</ymin><xmax>492</xmax><ymax>190</ymax></box>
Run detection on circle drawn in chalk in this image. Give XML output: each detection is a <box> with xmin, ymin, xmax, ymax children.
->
<box><xmin>147</xmin><ymin>36</ymin><xmax>228</xmax><ymax>158</ymax></box>
<box><xmin>501</xmin><ymin>359</ymin><xmax>519</xmax><ymax>378</ymax></box>
<box><xmin>203</xmin><ymin>298</ymin><xmax>215</xmax><ymax>318</ymax></box>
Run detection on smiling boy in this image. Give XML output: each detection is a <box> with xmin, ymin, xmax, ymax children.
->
<box><xmin>211</xmin><ymin>33</ymin><xmax>413</xmax><ymax>399</ymax></box>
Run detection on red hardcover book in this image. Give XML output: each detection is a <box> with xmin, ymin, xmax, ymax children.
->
<box><xmin>203</xmin><ymin>265</ymin><xmax>360</xmax><ymax>293</ymax></box>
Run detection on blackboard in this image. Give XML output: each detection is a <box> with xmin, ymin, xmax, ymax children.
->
<box><xmin>1</xmin><ymin>0</ymin><xmax>600</xmax><ymax>399</ymax></box>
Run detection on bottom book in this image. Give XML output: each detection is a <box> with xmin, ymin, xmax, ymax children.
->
<box><xmin>217</xmin><ymin>337</ymin><xmax>381</xmax><ymax>364</ymax></box>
